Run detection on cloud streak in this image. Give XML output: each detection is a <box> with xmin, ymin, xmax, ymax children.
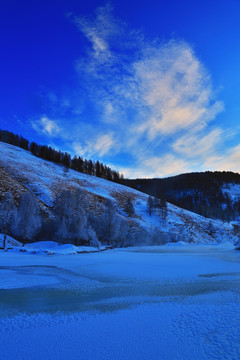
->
<box><xmin>172</xmin><ymin>128</ymin><xmax>223</xmax><ymax>159</ymax></box>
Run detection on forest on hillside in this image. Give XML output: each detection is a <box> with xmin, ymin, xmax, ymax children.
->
<box><xmin>0</xmin><ymin>187</ymin><xmax>168</xmax><ymax>248</ymax></box>
<box><xmin>123</xmin><ymin>172</ymin><xmax>240</xmax><ymax>221</ymax></box>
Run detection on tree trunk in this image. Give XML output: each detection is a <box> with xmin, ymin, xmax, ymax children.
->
<box><xmin>3</xmin><ymin>234</ymin><xmax>7</xmax><ymax>249</ymax></box>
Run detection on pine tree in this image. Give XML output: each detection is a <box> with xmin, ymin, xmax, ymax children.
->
<box><xmin>148</xmin><ymin>196</ymin><xmax>153</xmax><ymax>216</ymax></box>
<box><xmin>160</xmin><ymin>198</ymin><xmax>167</xmax><ymax>220</ymax></box>
<box><xmin>124</xmin><ymin>197</ymin><xmax>135</xmax><ymax>217</ymax></box>
<box><xmin>95</xmin><ymin>161</ymin><xmax>101</xmax><ymax>177</ymax></box>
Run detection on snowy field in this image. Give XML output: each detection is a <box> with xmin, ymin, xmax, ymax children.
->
<box><xmin>0</xmin><ymin>245</ymin><xmax>240</xmax><ymax>360</ymax></box>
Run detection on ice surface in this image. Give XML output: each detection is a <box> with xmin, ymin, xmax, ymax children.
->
<box><xmin>0</xmin><ymin>245</ymin><xmax>240</xmax><ymax>359</ymax></box>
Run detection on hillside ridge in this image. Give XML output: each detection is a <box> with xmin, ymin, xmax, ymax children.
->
<box><xmin>0</xmin><ymin>141</ymin><xmax>239</xmax><ymax>246</ymax></box>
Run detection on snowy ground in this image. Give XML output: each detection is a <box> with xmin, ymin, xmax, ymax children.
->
<box><xmin>0</xmin><ymin>245</ymin><xmax>240</xmax><ymax>360</ymax></box>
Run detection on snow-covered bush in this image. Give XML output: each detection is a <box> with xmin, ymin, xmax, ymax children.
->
<box><xmin>88</xmin><ymin>199</ymin><xmax>130</xmax><ymax>246</ymax></box>
<box><xmin>12</xmin><ymin>191</ymin><xmax>42</xmax><ymax>242</ymax></box>
<box><xmin>117</xmin><ymin>216</ymin><xmax>130</xmax><ymax>246</ymax></box>
<box><xmin>100</xmin><ymin>199</ymin><xmax>119</xmax><ymax>245</ymax></box>
<box><xmin>149</xmin><ymin>228</ymin><xmax>169</xmax><ymax>245</ymax></box>
<box><xmin>0</xmin><ymin>191</ymin><xmax>17</xmax><ymax>246</ymax></box>
<box><xmin>87</xmin><ymin>226</ymin><xmax>101</xmax><ymax>249</ymax></box>
<box><xmin>127</xmin><ymin>228</ymin><xmax>149</xmax><ymax>246</ymax></box>
<box><xmin>53</xmin><ymin>189</ymin><xmax>89</xmax><ymax>244</ymax></box>
<box><xmin>100</xmin><ymin>199</ymin><xmax>130</xmax><ymax>246</ymax></box>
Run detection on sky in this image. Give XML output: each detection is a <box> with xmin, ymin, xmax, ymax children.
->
<box><xmin>1</xmin><ymin>0</ymin><xmax>240</xmax><ymax>178</ymax></box>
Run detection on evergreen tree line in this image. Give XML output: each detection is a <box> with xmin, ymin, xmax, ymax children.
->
<box><xmin>0</xmin><ymin>129</ymin><xmax>123</xmax><ymax>183</ymax></box>
<box><xmin>0</xmin><ymin>190</ymin><xmax>169</xmax><ymax>248</ymax></box>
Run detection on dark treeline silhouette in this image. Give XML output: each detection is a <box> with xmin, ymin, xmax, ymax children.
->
<box><xmin>0</xmin><ymin>129</ymin><xmax>123</xmax><ymax>183</ymax></box>
<box><xmin>123</xmin><ymin>172</ymin><xmax>240</xmax><ymax>221</ymax></box>
<box><xmin>0</xmin><ymin>129</ymin><xmax>29</xmax><ymax>150</ymax></box>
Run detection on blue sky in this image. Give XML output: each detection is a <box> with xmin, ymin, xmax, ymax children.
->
<box><xmin>1</xmin><ymin>0</ymin><xmax>240</xmax><ymax>178</ymax></box>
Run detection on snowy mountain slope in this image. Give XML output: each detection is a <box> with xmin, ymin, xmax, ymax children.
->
<box><xmin>222</xmin><ymin>183</ymin><xmax>240</xmax><ymax>202</ymax></box>
<box><xmin>125</xmin><ymin>172</ymin><xmax>240</xmax><ymax>221</ymax></box>
<box><xmin>0</xmin><ymin>141</ymin><xmax>238</xmax><ymax>245</ymax></box>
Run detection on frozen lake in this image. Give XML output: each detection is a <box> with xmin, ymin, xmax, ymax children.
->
<box><xmin>0</xmin><ymin>245</ymin><xmax>240</xmax><ymax>359</ymax></box>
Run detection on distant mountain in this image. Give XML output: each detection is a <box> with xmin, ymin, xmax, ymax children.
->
<box><xmin>123</xmin><ymin>172</ymin><xmax>240</xmax><ymax>221</ymax></box>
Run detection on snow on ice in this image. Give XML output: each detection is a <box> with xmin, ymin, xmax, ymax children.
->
<box><xmin>0</xmin><ymin>245</ymin><xmax>240</xmax><ymax>360</ymax></box>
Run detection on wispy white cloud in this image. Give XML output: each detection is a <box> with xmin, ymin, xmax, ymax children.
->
<box><xmin>73</xmin><ymin>132</ymin><xmax>116</xmax><ymax>158</ymax></box>
<box><xmin>118</xmin><ymin>154</ymin><xmax>190</xmax><ymax>179</ymax></box>
<box><xmin>74</xmin><ymin>3</ymin><xmax>125</xmax><ymax>75</ymax></box>
<box><xmin>31</xmin><ymin>116</ymin><xmax>60</xmax><ymax>137</ymax></box>
<box><xmin>144</xmin><ymin>155</ymin><xmax>189</xmax><ymax>178</ymax></box>
<box><xmin>204</xmin><ymin>145</ymin><xmax>240</xmax><ymax>173</ymax></box>
<box><xmin>93</xmin><ymin>133</ymin><xmax>115</xmax><ymax>156</ymax></box>
<box><xmin>172</xmin><ymin>128</ymin><xmax>223</xmax><ymax>159</ymax></box>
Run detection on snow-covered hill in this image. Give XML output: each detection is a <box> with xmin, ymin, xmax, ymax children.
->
<box><xmin>222</xmin><ymin>183</ymin><xmax>240</xmax><ymax>203</ymax></box>
<box><xmin>0</xmin><ymin>141</ymin><xmax>238</xmax><ymax>245</ymax></box>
